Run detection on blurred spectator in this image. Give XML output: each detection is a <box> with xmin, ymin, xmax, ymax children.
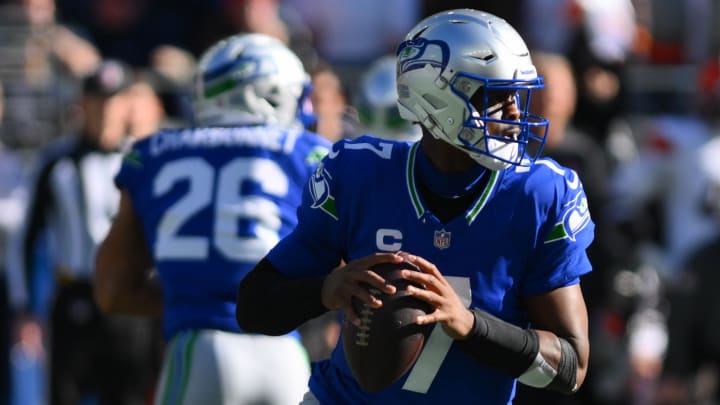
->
<box><xmin>5</xmin><ymin>60</ymin><xmax>162</xmax><ymax>405</ymax></box>
<box><xmin>308</xmin><ymin>63</ymin><xmax>357</xmax><ymax>143</ymax></box>
<box><xmin>188</xmin><ymin>0</ymin><xmax>319</xmax><ymax>72</ymax></box>
<box><xmin>284</xmin><ymin>0</ymin><xmax>420</xmax><ymax>93</ymax></box>
<box><xmin>697</xmin><ymin>55</ymin><xmax>720</xmax><ymax>123</ymax></box>
<box><xmin>148</xmin><ymin>44</ymin><xmax>195</xmax><ymax>88</ymax></box>
<box><xmin>535</xmin><ymin>0</ymin><xmax>636</xmax><ymax>145</ymax></box>
<box><xmin>655</xmin><ymin>136</ymin><xmax>720</xmax><ymax>405</ymax></box>
<box><xmin>607</xmin><ymin>118</ymin><xmax>718</xmax><ymax>281</ymax></box>
<box><xmin>146</xmin><ymin>44</ymin><xmax>196</xmax><ymax>127</ymax></box>
<box><xmin>125</xmin><ymin>71</ymin><xmax>167</xmax><ymax>137</ymax></box>
<box><xmin>0</xmin><ymin>80</ymin><xmax>31</xmax><ymax>405</ymax></box>
<box><xmin>519</xmin><ymin>0</ymin><xmax>583</xmax><ymax>55</ymax></box>
<box><xmin>20</xmin><ymin>0</ymin><xmax>100</xmax><ymax>78</ymax></box>
<box><xmin>632</xmin><ymin>0</ymin><xmax>715</xmax><ymax>65</ymax></box>
<box><xmin>597</xmin><ymin>2</ymin><xmax>720</xmax><ymax>401</ymax></box>
<box><xmin>623</xmin><ymin>0</ymin><xmax>717</xmax><ymax>118</ymax></box>
<box><xmin>0</xmin><ymin>0</ymin><xmax>100</xmax><ymax>149</ymax></box>
<box><xmin>604</xmin><ymin>114</ymin><xmax>719</xmax><ymax>405</ymax></box>
<box><xmin>189</xmin><ymin>0</ymin><xmax>287</xmax><ymax>50</ymax></box>
<box><xmin>57</xmin><ymin>0</ymin><xmax>189</xmax><ymax>67</ymax></box>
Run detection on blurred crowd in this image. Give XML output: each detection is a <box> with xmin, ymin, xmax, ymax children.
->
<box><xmin>0</xmin><ymin>0</ymin><xmax>718</xmax><ymax>404</ymax></box>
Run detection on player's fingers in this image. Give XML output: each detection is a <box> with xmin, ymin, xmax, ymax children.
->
<box><xmin>405</xmin><ymin>283</ymin><xmax>442</xmax><ymax>306</ymax></box>
<box><xmin>347</xmin><ymin>253</ymin><xmax>403</xmax><ymax>294</ymax></box>
<box><xmin>354</xmin><ymin>252</ymin><xmax>404</xmax><ymax>269</ymax></box>
<box><xmin>399</xmin><ymin>268</ymin><xmax>436</xmax><ymax>286</ymax></box>
<box><xmin>359</xmin><ymin>275</ymin><xmax>396</xmax><ymax>295</ymax></box>
<box><xmin>415</xmin><ymin>310</ymin><xmax>446</xmax><ymax>326</ymax></box>
<box><xmin>349</xmin><ymin>284</ymin><xmax>383</xmax><ymax>308</ymax></box>
<box><xmin>341</xmin><ymin>304</ymin><xmax>362</xmax><ymax>327</ymax></box>
<box><xmin>400</xmin><ymin>268</ymin><xmax>450</xmax><ymax>296</ymax></box>
<box><xmin>401</xmin><ymin>253</ymin><xmax>443</xmax><ymax>278</ymax></box>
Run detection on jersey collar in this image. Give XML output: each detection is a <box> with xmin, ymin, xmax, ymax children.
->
<box><xmin>405</xmin><ymin>142</ymin><xmax>500</xmax><ymax>225</ymax></box>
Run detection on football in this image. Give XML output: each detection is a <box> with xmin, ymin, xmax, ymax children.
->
<box><xmin>342</xmin><ymin>260</ymin><xmax>433</xmax><ymax>393</ymax></box>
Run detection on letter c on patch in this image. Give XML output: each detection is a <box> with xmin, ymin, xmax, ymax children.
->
<box><xmin>376</xmin><ymin>229</ymin><xmax>403</xmax><ymax>251</ymax></box>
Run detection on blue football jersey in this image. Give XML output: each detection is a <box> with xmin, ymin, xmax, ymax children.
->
<box><xmin>115</xmin><ymin>125</ymin><xmax>329</xmax><ymax>339</ymax></box>
<box><xmin>267</xmin><ymin>135</ymin><xmax>595</xmax><ymax>404</ymax></box>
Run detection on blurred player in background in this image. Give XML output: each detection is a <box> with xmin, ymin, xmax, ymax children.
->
<box><xmin>237</xmin><ymin>9</ymin><xmax>595</xmax><ymax>404</ymax></box>
<box><xmin>354</xmin><ymin>55</ymin><xmax>421</xmax><ymax>142</ymax></box>
<box><xmin>94</xmin><ymin>33</ymin><xmax>329</xmax><ymax>405</ymax></box>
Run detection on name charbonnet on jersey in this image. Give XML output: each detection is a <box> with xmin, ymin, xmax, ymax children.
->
<box><xmin>148</xmin><ymin>126</ymin><xmax>302</xmax><ymax>156</ymax></box>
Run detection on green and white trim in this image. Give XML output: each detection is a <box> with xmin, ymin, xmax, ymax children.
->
<box><xmin>405</xmin><ymin>142</ymin><xmax>500</xmax><ymax>225</ymax></box>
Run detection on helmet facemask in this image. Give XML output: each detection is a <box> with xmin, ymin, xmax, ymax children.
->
<box><xmin>452</xmin><ymin>73</ymin><xmax>548</xmax><ymax>169</ymax></box>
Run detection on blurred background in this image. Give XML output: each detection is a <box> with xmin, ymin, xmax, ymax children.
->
<box><xmin>0</xmin><ymin>0</ymin><xmax>718</xmax><ymax>404</ymax></box>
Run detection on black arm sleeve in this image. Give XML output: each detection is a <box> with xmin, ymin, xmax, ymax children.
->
<box><xmin>236</xmin><ymin>258</ymin><xmax>328</xmax><ymax>336</ymax></box>
<box><xmin>455</xmin><ymin>308</ymin><xmax>539</xmax><ymax>377</ymax></box>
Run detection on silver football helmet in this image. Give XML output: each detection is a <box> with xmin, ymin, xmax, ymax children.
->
<box><xmin>356</xmin><ymin>56</ymin><xmax>421</xmax><ymax>142</ymax></box>
<box><xmin>193</xmin><ymin>33</ymin><xmax>314</xmax><ymax>127</ymax></box>
<box><xmin>396</xmin><ymin>9</ymin><xmax>548</xmax><ymax>170</ymax></box>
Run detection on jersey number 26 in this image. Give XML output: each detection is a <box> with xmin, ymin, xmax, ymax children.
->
<box><xmin>153</xmin><ymin>156</ymin><xmax>288</xmax><ymax>263</ymax></box>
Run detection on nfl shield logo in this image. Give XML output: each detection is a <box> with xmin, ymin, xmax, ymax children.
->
<box><xmin>433</xmin><ymin>229</ymin><xmax>451</xmax><ymax>250</ymax></box>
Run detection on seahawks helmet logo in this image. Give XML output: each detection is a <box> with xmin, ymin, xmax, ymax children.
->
<box><xmin>397</xmin><ymin>38</ymin><xmax>450</xmax><ymax>74</ymax></box>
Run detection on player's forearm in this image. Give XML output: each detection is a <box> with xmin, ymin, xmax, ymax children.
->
<box><xmin>456</xmin><ymin>308</ymin><xmax>582</xmax><ymax>394</ymax></box>
<box><xmin>236</xmin><ymin>258</ymin><xmax>328</xmax><ymax>335</ymax></box>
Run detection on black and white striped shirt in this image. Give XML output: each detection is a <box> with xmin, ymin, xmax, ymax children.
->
<box><xmin>6</xmin><ymin>135</ymin><xmax>122</xmax><ymax>312</ymax></box>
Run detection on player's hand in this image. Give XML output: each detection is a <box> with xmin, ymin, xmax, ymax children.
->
<box><xmin>321</xmin><ymin>252</ymin><xmax>403</xmax><ymax>326</ymax></box>
<box><xmin>400</xmin><ymin>253</ymin><xmax>475</xmax><ymax>340</ymax></box>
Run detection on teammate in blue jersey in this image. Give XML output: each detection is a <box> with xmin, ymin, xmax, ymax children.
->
<box><xmin>236</xmin><ymin>9</ymin><xmax>595</xmax><ymax>405</ymax></box>
<box><xmin>94</xmin><ymin>33</ymin><xmax>330</xmax><ymax>405</ymax></box>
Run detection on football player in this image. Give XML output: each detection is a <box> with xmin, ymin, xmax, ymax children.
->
<box><xmin>236</xmin><ymin>9</ymin><xmax>595</xmax><ymax>404</ymax></box>
<box><xmin>94</xmin><ymin>33</ymin><xmax>329</xmax><ymax>405</ymax></box>
<box><xmin>354</xmin><ymin>55</ymin><xmax>422</xmax><ymax>142</ymax></box>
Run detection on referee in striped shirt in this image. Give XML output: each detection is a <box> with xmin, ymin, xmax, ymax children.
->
<box><xmin>7</xmin><ymin>60</ymin><xmax>162</xmax><ymax>405</ymax></box>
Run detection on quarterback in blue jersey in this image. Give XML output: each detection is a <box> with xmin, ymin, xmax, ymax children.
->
<box><xmin>236</xmin><ymin>9</ymin><xmax>595</xmax><ymax>405</ymax></box>
<box><xmin>95</xmin><ymin>33</ymin><xmax>329</xmax><ymax>405</ymax></box>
